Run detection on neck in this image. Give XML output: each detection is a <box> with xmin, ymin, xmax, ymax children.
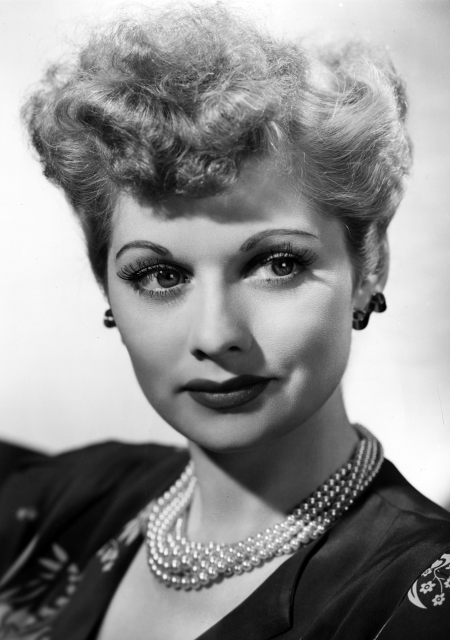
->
<box><xmin>186</xmin><ymin>386</ymin><xmax>358</xmax><ymax>543</ymax></box>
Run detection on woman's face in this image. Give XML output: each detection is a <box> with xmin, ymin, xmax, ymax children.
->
<box><xmin>107</xmin><ymin>159</ymin><xmax>356</xmax><ymax>451</ymax></box>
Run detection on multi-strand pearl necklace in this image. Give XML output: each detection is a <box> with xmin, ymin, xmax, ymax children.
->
<box><xmin>145</xmin><ymin>425</ymin><xmax>383</xmax><ymax>590</ymax></box>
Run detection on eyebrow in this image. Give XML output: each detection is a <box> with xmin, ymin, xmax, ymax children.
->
<box><xmin>115</xmin><ymin>228</ymin><xmax>318</xmax><ymax>260</ymax></box>
<box><xmin>239</xmin><ymin>229</ymin><xmax>318</xmax><ymax>252</ymax></box>
<box><xmin>115</xmin><ymin>241</ymin><xmax>173</xmax><ymax>260</ymax></box>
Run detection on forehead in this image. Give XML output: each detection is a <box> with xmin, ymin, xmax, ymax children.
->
<box><xmin>110</xmin><ymin>159</ymin><xmax>345</xmax><ymax>255</ymax></box>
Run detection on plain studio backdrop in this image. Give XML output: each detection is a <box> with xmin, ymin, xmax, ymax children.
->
<box><xmin>1</xmin><ymin>0</ymin><xmax>449</xmax><ymax>507</ymax></box>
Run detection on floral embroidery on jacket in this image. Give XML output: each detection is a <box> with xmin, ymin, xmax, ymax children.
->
<box><xmin>0</xmin><ymin>498</ymin><xmax>152</xmax><ymax>638</ymax></box>
<box><xmin>96</xmin><ymin>502</ymin><xmax>152</xmax><ymax>572</ymax></box>
<box><xmin>408</xmin><ymin>552</ymin><xmax>450</xmax><ymax>609</ymax></box>
<box><xmin>0</xmin><ymin>543</ymin><xmax>82</xmax><ymax>640</ymax></box>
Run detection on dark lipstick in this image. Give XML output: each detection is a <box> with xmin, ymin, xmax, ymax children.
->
<box><xmin>183</xmin><ymin>375</ymin><xmax>271</xmax><ymax>410</ymax></box>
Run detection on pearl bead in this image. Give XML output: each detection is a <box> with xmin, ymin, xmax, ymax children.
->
<box><xmin>199</xmin><ymin>571</ymin><xmax>209</xmax><ymax>584</ymax></box>
<box><xmin>216</xmin><ymin>560</ymin><xmax>226</xmax><ymax>573</ymax></box>
<box><xmin>207</xmin><ymin>567</ymin><xmax>218</xmax><ymax>578</ymax></box>
<box><xmin>287</xmin><ymin>515</ymin><xmax>296</xmax><ymax>524</ymax></box>
<box><xmin>180</xmin><ymin>555</ymin><xmax>190</xmax><ymax>568</ymax></box>
<box><xmin>298</xmin><ymin>532</ymin><xmax>310</xmax><ymax>544</ymax></box>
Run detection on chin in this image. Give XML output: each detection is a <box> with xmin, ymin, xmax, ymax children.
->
<box><xmin>145</xmin><ymin>384</ymin><xmax>325</xmax><ymax>454</ymax></box>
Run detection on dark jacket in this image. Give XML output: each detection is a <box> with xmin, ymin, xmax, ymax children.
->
<box><xmin>0</xmin><ymin>441</ymin><xmax>449</xmax><ymax>639</ymax></box>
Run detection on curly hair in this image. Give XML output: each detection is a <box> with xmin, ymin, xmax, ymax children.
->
<box><xmin>22</xmin><ymin>4</ymin><xmax>412</xmax><ymax>288</ymax></box>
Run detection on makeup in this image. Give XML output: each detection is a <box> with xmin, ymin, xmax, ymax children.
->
<box><xmin>183</xmin><ymin>375</ymin><xmax>271</xmax><ymax>410</ymax></box>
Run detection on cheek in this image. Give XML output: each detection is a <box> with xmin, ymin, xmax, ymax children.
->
<box><xmin>253</xmin><ymin>285</ymin><xmax>353</xmax><ymax>383</ymax></box>
<box><xmin>111</xmin><ymin>295</ymin><xmax>189</xmax><ymax>395</ymax></box>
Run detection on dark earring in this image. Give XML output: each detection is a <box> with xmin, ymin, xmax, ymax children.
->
<box><xmin>370</xmin><ymin>292</ymin><xmax>387</xmax><ymax>313</ymax></box>
<box><xmin>103</xmin><ymin>309</ymin><xmax>116</xmax><ymax>328</ymax></box>
<box><xmin>352</xmin><ymin>292</ymin><xmax>387</xmax><ymax>331</ymax></box>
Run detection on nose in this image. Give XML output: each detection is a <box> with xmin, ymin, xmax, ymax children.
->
<box><xmin>187</xmin><ymin>285</ymin><xmax>252</xmax><ymax>361</ymax></box>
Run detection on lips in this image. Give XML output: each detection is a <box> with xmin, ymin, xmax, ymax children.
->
<box><xmin>183</xmin><ymin>375</ymin><xmax>271</xmax><ymax>410</ymax></box>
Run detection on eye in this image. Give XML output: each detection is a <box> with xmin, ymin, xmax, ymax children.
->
<box><xmin>117</xmin><ymin>259</ymin><xmax>191</xmax><ymax>298</ymax></box>
<box><xmin>142</xmin><ymin>267</ymin><xmax>185</xmax><ymax>290</ymax></box>
<box><xmin>268</xmin><ymin>257</ymin><xmax>298</xmax><ymax>277</ymax></box>
<box><xmin>247</xmin><ymin>245</ymin><xmax>317</xmax><ymax>283</ymax></box>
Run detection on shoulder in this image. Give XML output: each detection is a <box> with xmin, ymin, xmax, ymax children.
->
<box><xmin>375</xmin><ymin>547</ymin><xmax>450</xmax><ymax>639</ymax></box>
<box><xmin>374</xmin><ymin>459</ymin><xmax>450</xmax><ymax>525</ymax></box>
<box><xmin>364</xmin><ymin>460</ymin><xmax>450</xmax><ymax>638</ymax></box>
<box><xmin>0</xmin><ymin>440</ymin><xmax>188</xmax><ymax>578</ymax></box>
<box><xmin>0</xmin><ymin>440</ymin><xmax>184</xmax><ymax>515</ymax></box>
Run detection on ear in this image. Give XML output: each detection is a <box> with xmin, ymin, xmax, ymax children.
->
<box><xmin>352</xmin><ymin>237</ymin><xmax>389</xmax><ymax>311</ymax></box>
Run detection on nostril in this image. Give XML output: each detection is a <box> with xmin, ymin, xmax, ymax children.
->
<box><xmin>192</xmin><ymin>343</ymin><xmax>242</xmax><ymax>361</ymax></box>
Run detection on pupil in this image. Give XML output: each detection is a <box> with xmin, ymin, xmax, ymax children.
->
<box><xmin>157</xmin><ymin>269</ymin><xmax>180</xmax><ymax>288</ymax></box>
<box><xmin>272</xmin><ymin>258</ymin><xmax>294</xmax><ymax>277</ymax></box>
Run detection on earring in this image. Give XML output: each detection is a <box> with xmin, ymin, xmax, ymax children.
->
<box><xmin>103</xmin><ymin>309</ymin><xmax>116</xmax><ymax>328</ymax></box>
<box><xmin>352</xmin><ymin>292</ymin><xmax>387</xmax><ymax>331</ymax></box>
<box><xmin>370</xmin><ymin>292</ymin><xmax>387</xmax><ymax>313</ymax></box>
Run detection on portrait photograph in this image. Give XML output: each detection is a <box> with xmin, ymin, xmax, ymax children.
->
<box><xmin>0</xmin><ymin>1</ymin><xmax>449</xmax><ymax>638</ymax></box>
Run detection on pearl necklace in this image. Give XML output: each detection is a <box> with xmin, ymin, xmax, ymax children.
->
<box><xmin>145</xmin><ymin>425</ymin><xmax>383</xmax><ymax>590</ymax></box>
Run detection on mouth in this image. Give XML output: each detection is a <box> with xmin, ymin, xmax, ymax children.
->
<box><xmin>183</xmin><ymin>375</ymin><xmax>272</xmax><ymax>410</ymax></box>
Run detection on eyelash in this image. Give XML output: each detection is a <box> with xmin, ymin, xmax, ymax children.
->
<box><xmin>247</xmin><ymin>244</ymin><xmax>317</xmax><ymax>285</ymax></box>
<box><xmin>116</xmin><ymin>243</ymin><xmax>317</xmax><ymax>300</ymax></box>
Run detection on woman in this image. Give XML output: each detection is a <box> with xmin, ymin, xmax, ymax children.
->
<box><xmin>1</xmin><ymin>4</ymin><xmax>449</xmax><ymax>639</ymax></box>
